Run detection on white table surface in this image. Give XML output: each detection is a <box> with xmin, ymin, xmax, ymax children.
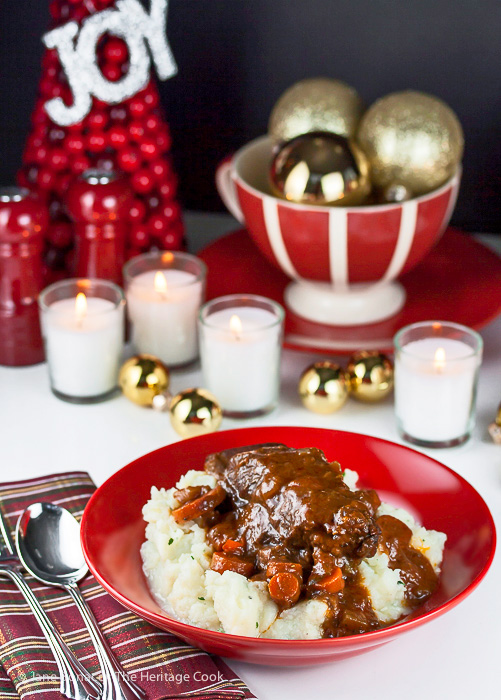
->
<box><xmin>1</xmin><ymin>219</ymin><xmax>500</xmax><ymax>700</ymax></box>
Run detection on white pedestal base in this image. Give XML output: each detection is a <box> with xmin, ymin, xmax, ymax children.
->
<box><xmin>284</xmin><ymin>280</ymin><xmax>406</xmax><ymax>326</ymax></box>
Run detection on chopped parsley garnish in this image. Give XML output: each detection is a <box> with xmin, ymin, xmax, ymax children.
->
<box><xmin>256</xmin><ymin>622</ymin><xmax>259</xmax><ymax>629</ymax></box>
<box><xmin>198</xmin><ymin>596</ymin><xmax>205</xmax><ymax>601</ymax></box>
<box><xmin>191</xmin><ymin>555</ymin><xmax>194</xmax><ymax>560</ymax></box>
<box><xmin>168</xmin><ymin>538</ymin><xmax>174</xmax><ymax>545</ymax></box>
<box><xmin>397</xmin><ymin>580</ymin><xmax>404</xmax><ymax>585</ymax></box>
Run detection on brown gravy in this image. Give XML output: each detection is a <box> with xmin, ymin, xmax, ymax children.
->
<box><xmin>172</xmin><ymin>444</ymin><xmax>438</xmax><ymax>637</ymax></box>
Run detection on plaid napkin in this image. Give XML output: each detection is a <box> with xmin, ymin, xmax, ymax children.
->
<box><xmin>0</xmin><ymin>472</ymin><xmax>255</xmax><ymax>700</ymax></box>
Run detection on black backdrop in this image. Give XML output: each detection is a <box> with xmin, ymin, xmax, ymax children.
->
<box><xmin>0</xmin><ymin>0</ymin><xmax>500</xmax><ymax>232</ymax></box>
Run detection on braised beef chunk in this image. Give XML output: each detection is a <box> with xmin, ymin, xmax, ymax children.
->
<box><xmin>204</xmin><ymin>443</ymin><xmax>286</xmax><ymax>479</ymax></box>
<box><xmin>172</xmin><ymin>444</ymin><xmax>439</xmax><ymax>637</ymax></box>
<box><xmin>212</xmin><ymin>445</ymin><xmax>379</xmax><ymax>561</ymax></box>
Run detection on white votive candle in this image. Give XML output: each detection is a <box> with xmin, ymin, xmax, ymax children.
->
<box><xmin>124</xmin><ymin>253</ymin><xmax>206</xmax><ymax>367</ymax></box>
<box><xmin>394</xmin><ymin>322</ymin><xmax>483</xmax><ymax>447</ymax></box>
<box><xmin>39</xmin><ymin>280</ymin><xmax>124</xmax><ymax>402</ymax></box>
<box><xmin>199</xmin><ymin>295</ymin><xmax>284</xmax><ymax>416</ymax></box>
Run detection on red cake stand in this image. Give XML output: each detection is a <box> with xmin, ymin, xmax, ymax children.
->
<box><xmin>199</xmin><ymin>228</ymin><xmax>501</xmax><ymax>354</ymax></box>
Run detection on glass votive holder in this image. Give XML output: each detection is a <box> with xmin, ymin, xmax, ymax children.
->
<box><xmin>394</xmin><ymin>321</ymin><xmax>483</xmax><ymax>448</ymax></box>
<box><xmin>199</xmin><ymin>294</ymin><xmax>285</xmax><ymax>418</ymax></box>
<box><xmin>123</xmin><ymin>251</ymin><xmax>206</xmax><ymax>367</ymax></box>
<box><xmin>38</xmin><ymin>279</ymin><xmax>125</xmax><ymax>403</ymax></box>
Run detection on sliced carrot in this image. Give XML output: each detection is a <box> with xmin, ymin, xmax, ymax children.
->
<box><xmin>222</xmin><ymin>539</ymin><xmax>245</xmax><ymax>554</ymax></box>
<box><xmin>210</xmin><ymin>552</ymin><xmax>254</xmax><ymax>577</ymax></box>
<box><xmin>313</xmin><ymin>567</ymin><xmax>345</xmax><ymax>594</ymax></box>
<box><xmin>266</xmin><ymin>561</ymin><xmax>303</xmax><ymax>580</ymax></box>
<box><xmin>171</xmin><ymin>484</ymin><xmax>226</xmax><ymax>523</ymax></box>
<box><xmin>268</xmin><ymin>572</ymin><xmax>301</xmax><ymax>607</ymax></box>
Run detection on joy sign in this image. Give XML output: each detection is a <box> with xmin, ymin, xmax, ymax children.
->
<box><xmin>43</xmin><ymin>0</ymin><xmax>177</xmax><ymax>126</ymax></box>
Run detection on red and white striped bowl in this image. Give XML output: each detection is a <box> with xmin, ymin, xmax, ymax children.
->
<box><xmin>216</xmin><ymin>136</ymin><xmax>461</xmax><ymax>287</ymax></box>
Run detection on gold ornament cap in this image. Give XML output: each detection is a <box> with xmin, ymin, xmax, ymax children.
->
<box><xmin>298</xmin><ymin>361</ymin><xmax>349</xmax><ymax>414</ymax></box>
<box><xmin>357</xmin><ymin>90</ymin><xmax>463</xmax><ymax>196</ymax></box>
<box><xmin>269</xmin><ymin>77</ymin><xmax>365</xmax><ymax>142</ymax></box>
<box><xmin>119</xmin><ymin>354</ymin><xmax>170</xmax><ymax>407</ymax></box>
<box><xmin>347</xmin><ymin>351</ymin><xmax>394</xmax><ymax>402</ymax></box>
<box><xmin>169</xmin><ymin>388</ymin><xmax>223</xmax><ymax>438</ymax></box>
<box><xmin>270</xmin><ymin>132</ymin><xmax>371</xmax><ymax>206</ymax></box>
<box><xmin>381</xmin><ymin>183</ymin><xmax>412</xmax><ymax>203</ymax></box>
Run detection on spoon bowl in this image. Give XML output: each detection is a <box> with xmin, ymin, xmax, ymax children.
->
<box><xmin>17</xmin><ymin>503</ymin><xmax>88</xmax><ymax>586</ymax></box>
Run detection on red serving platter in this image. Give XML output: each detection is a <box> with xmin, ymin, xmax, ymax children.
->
<box><xmin>198</xmin><ymin>228</ymin><xmax>501</xmax><ymax>354</ymax></box>
<box><xmin>81</xmin><ymin>427</ymin><xmax>495</xmax><ymax>666</ymax></box>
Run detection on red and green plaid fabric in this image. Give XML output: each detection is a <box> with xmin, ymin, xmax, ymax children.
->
<box><xmin>0</xmin><ymin>472</ymin><xmax>255</xmax><ymax>700</ymax></box>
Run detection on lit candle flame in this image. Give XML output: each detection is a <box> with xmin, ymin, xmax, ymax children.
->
<box><xmin>230</xmin><ymin>314</ymin><xmax>242</xmax><ymax>339</ymax></box>
<box><xmin>434</xmin><ymin>347</ymin><xmax>446</xmax><ymax>371</ymax></box>
<box><xmin>75</xmin><ymin>292</ymin><xmax>87</xmax><ymax>324</ymax></box>
<box><xmin>154</xmin><ymin>271</ymin><xmax>168</xmax><ymax>295</ymax></box>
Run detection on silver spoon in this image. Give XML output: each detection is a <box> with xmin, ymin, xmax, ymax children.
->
<box><xmin>16</xmin><ymin>503</ymin><xmax>145</xmax><ymax>700</ymax></box>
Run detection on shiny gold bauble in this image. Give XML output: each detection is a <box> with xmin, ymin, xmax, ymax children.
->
<box><xmin>347</xmin><ymin>351</ymin><xmax>394</xmax><ymax>402</ymax></box>
<box><xmin>298</xmin><ymin>361</ymin><xmax>349</xmax><ymax>414</ymax></box>
<box><xmin>269</xmin><ymin>77</ymin><xmax>365</xmax><ymax>142</ymax></box>
<box><xmin>357</xmin><ymin>90</ymin><xmax>463</xmax><ymax>196</ymax></box>
<box><xmin>270</xmin><ymin>132</ymin><xmax>371</xmax><ymax>206</ymax></box>
<box><xmin>119</xmin><ymin>355</ymin><xmax>170</xmax><ymax>407</ymax></box>
<box><xmin>169</xmin><ymin>388</ymin><xmax>223</xmax><ymax>438</ymax></box>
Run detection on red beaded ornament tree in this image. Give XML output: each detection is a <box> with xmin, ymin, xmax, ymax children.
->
<box><xmin>18</xmin><ymin>0</ymin><xmax>183</xmax><ymax>280</ymax></box>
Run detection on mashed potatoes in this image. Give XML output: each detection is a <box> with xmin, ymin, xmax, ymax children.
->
<box><xmin>141</xmin><ymin>469</ymin><xmax>446</xmax><ymax>639</ymax></box>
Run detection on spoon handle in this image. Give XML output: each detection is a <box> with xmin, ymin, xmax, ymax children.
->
<box><xmin>0</xmin><ymin>565</ymin><xmax>102</xmax><ymax>700</ymax></box>
<box><xmin>65</xmin><ymin>582</ymin><xmax>145</xmax><ymax>700</ymax></box>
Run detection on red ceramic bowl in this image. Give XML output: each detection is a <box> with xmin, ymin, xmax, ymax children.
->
<box><xmin>81</xmin><ymin>427</ymin><xmax>495</xmax><ymax>666</ymax></box>
<box><xmin>216</xmin><ymin>136</ymin><xmax>461</xmax><ymax>286</ymax></box>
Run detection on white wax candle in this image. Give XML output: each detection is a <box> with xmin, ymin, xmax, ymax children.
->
<box><xmin>395</xmin><ymin>337</ymin><xmax>479</xmax><ymax>442</ymax></box>
<box><xmin>42</xmin><ymin>296</ymin><xmax>124</xmax><ymax>398</ymax></box>
<box><xmin>126</xmin><ymin>269</ymin><xmax>202</xmax><ymax>366</ymax></box>
<box><xmin>200</xmin><ymin>306</ymin><xmax>282</xmax><ymax>413</ymax></box>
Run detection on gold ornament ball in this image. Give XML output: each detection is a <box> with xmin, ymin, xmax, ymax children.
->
<box><xmin>298</xmin><ymin>361</ymin><xmax>349</xmax><ymax>414</ymax></box>
<box><xmin>357</xmin><ymin>90</ymin><xmax>464</xmax><ymax>196</ymax></box>
<box><xmin>119</xmin><ymin>355</ymin><xmax>170</xmax><ymax>407</ymax></box>
<box><xmin>169</xmin><ymin>388</ymin><xmax>223</xmax><ymax>438</ymax></box>
<box><xmin>270</xmin><ymin>132</ymin><xmax>371</xmax><ymax>206</ymax></box>
<box><xmin>269</xmin><ymin>77</ymin><xmax>365</xmax><ymax>142</ymax></box>
<box><xmin>347</xmin><ymin>351</ymin><xmax>394</xmax><ymax>403</ymax></box>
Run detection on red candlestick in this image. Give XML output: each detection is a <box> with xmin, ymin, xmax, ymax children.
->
<box><xmin>66</xmin><ymin>170</ymin><xmax>134</xmax><ymax>284</ymax></box>
<box><xmin>0</xmin><ymin>188</ymin><xmax>48</xmax><ymax>366</ymax></box>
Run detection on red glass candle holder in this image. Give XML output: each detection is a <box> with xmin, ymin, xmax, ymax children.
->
<box><xmin>66</xmin><ymin>170</ymin><xmax>134</xmax><ymax>285</ymax></box>
<box><xmin>0</xmin><ymin>188</ymin><xmax>48</xmax><ymax>366</ymax></box>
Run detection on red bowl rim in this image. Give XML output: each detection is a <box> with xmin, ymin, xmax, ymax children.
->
<box><xmin>231</xmin><ymin>134</ymin><xmax>462</xmax><ymax>214</ymax></box>
<box><xmin>81</xmin><ymin>427</ymin><xmax>496</xmax><ymax>650</ymax></box>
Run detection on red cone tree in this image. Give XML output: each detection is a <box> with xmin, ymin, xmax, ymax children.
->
<box><xmin>18</xmin><ymin>0</ymin><xmax>183</xmax><ymax>280</ymax></box>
